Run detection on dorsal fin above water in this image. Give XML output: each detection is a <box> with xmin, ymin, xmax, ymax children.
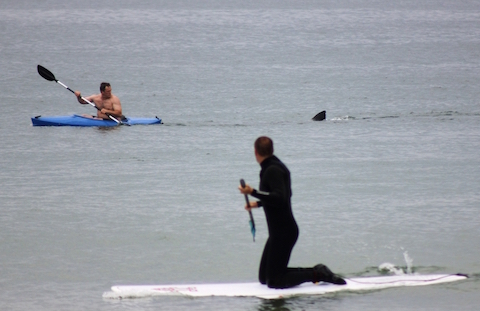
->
<box><xmin>312</xmin><ymin>110</ymin><xmax>326</xmax><ymax>121</ymax></box>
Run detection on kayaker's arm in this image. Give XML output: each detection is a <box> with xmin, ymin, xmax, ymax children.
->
<box><xmin>100</xmin><ymin>97</ymin><xmax>122</xmax><ymax>118</ymax></box>
<box><xmin>74</xmin><ymin>90</ymin><xmax>89</xmax><ymax>104</ymax></box>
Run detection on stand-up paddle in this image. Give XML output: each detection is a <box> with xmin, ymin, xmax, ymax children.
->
<box><xmin>37</xmin><ymin>65</ymin><xmax>123</xmax><ymax>125</ymax></box>
<box><xmin>240</xmin><ymin>179</ymin><xmax>256</xmax><ymax>242</ymax></box>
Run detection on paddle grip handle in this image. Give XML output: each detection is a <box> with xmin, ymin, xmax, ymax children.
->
<box><xmin>240</xmin><ymin>179</ymin><xmax>256</xmax><ymax>242</ymax></box>
<box><xmin>240</xmin><ymin>179</ymin><xmax>251</xmax><ymax>205</ymax></box>
<box><xmin>240</xmin><ymin>179</ymin><xmax>255</xmax><ymax>223</ymax></box>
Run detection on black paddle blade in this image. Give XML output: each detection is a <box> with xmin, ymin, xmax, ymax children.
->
<box><xmin>312</xmin><ymin>110</ymin><xmax>326</xmax><ymax>121</ymax></box>
<box><xmin>37</xmin><ymin>65</ymin><xmax>57</xmax><ymax>82</ymax></box>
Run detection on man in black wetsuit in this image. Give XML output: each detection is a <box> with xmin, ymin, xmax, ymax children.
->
<box><xmin>238</xmin><ymin>136</ymin><xmax>346</xmax><ymax>289</ymax></box>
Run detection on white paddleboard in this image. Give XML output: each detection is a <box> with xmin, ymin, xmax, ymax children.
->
<box><xmin>103</xmin><ymin>273</ymin><xmax>467</xmax><ymax>300</ymax></box>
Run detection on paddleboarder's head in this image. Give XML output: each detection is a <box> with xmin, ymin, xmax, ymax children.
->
<box><xmin>254</xmin><ymin>136</ymin><xmax>273</xmax><ymax>163</ymax></box>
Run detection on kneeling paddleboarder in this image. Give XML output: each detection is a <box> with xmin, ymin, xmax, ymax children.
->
<box><xmin>239</xmin><ymin>136</ymin><xmax>346</xmax><ymax>289</ymax></box>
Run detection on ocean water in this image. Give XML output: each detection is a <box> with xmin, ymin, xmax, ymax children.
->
<box><xmin>1</xmin><ymin>0</ymin><xmax>479</xmax><ymax>310</ymax></box>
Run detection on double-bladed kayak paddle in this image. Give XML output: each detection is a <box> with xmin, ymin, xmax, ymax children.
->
<box><xmin>37</xmin><ymin>65</ymin><xmax>124</xmax><ymax>125</ymax></box>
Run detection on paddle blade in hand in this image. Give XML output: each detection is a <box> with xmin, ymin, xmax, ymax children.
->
<box><xmin>37</xmin><ymin>65</ymin><xmax>57</xmax><ymax>82</ymax></box>
<box><xmin>240</xmin><ymin>179</ymin><xmax>256</xmax><ymax>242</ymax></box>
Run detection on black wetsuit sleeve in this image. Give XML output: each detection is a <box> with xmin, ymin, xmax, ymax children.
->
<box><xmin>250</xmin><ymin>166</ymin><xmax>286</xmax><ymax>206</ymax></box>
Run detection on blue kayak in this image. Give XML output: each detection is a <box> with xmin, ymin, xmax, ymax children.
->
<box><xmin>31</xmin><ymin>115</ymin><xmax>162</xmax><ymax>127</ymax></box>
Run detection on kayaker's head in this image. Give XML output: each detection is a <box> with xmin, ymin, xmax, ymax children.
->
<box><xmin>100</xmin><ymin>82</ymin><xmax>112</xmax><ymax>98</ymax></box>
<box><xmin>254</xmin><ymin>136</ymin><xmax>273</xmax><ymax>164</ymax></box>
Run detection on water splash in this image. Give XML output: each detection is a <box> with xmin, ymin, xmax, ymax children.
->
<box><xmin>403</xmin><ymin>251</ymin><xmax>414</xmax><ymax>274</ymax></box>
<box><xmin>378</xmin><ymin>262</ymin><xmax>405</xmax><ymax>275</ymax></box>
<box><xmin>378</xmin><ymin>251</ymin><xmax>415</xmax><ymax>275</ymax></box>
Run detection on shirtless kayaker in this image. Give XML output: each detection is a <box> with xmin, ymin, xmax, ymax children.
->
<box><xmin>74</xmin><ymin>82</ymin><xmax>123</xmax><ymax>120</ymax></box>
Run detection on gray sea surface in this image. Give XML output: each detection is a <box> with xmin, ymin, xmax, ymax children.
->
<box><xmin>1</xmin><ymin>0</ymin><xmax>479</xmax><ymax>310</ymax></box>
